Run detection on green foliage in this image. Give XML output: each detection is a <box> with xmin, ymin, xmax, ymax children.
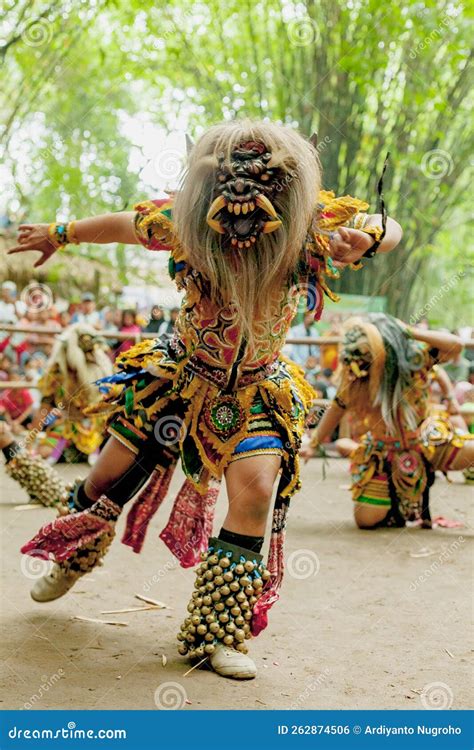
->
<box><xmin>1</xmin><ymin>0</ymin><xmax>472</xmax><ymax>322</ymax></box>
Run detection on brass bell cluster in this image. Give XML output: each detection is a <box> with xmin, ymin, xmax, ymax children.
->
<box><xmin>60</xmin><ymin>529</ymin><xmax>116</xmax><ymax>579</ymax></box>
<box><xmin>177</xmin><ymin>537</ymin><xmax>271</xmax><ymax>659</ymax></box>
<box><xmin>6</xmin><ymin>451</ymin><xmax>68</xmax><ymax>508</ymax></box>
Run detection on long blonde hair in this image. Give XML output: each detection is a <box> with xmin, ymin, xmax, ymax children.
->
<box><xmin>173</xmin><ymin>120</ymin><xmax>320</xmax><ymax>348</ymax></box>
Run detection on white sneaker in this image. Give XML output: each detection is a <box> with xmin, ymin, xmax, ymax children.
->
<box><xmin>30</xmin><ymin>564</ymin><xmax>80</xmax><ymax>602</ymax></box>
<box><xmin>209</xmin><ymin>644</ymin><xmax>257</xmax><ymax>680</ymax></box>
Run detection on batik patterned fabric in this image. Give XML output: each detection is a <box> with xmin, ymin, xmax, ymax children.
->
<box><xmin>346</xmin><ymin>347</ymin><xmax>472</xmax><ymax>520</ymax></box>
<box><xmin>97</xmin><ymin>344</ymin><xmax>311</xmax><ymax>502</ymax></box>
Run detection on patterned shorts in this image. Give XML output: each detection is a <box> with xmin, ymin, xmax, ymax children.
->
<box><xmin>108</xmin><ymin>393</ymin><xmax>284</xmax><ymax>464</ymax></box>
<box><xmin>355</xmin><ymin>474</ymin><xmax>391</xmax><ymax>507</ymax></box>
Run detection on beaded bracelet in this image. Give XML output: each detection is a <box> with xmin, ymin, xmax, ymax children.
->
<box><xmin>47</xmin><ymin>222</ymin><xmax>79</xmax><ymax>250</ymax></box>
<box><xmin>67</xmin><ymin>221</ymin><xmax>79</xmax><ymax>244</ymax></box>
<box><xmin>350</xmin><ymin>222</ymin><xmax>384</xmax><ymax>268</ymax></box>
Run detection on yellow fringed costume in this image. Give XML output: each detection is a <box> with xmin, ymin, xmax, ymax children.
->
<box><xmin>336</xmin><ymin>320</ymin><xmax>472</xmax><ymax>524</ymax></box>
<box><xmin>38</xmin><ymin>324</ymin><xmax>113</xmax><ymax>460</ymax></box>
<box><xmin>92</xmin><ymin>193</ymin><xmax>375</xmax><ymax>499</ymax></box>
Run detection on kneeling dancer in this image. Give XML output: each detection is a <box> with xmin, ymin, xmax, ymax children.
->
<box><xmin>303</xmin><ymin>315</ymin><xmax>474</xmax><ymax>529</ymax></box>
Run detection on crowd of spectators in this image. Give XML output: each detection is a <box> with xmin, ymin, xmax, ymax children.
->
<box><xmin>0</xmin><ymin>279</ymin><xmax>473</xmax><ymax>434</ymax></box>
<box><xmin>0</xmin><ymin>281</ymin><xmax>180</xmax><ymax>430</ymax></box>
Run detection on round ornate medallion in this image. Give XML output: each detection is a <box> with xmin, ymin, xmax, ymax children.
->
<box><xmin>204</xmin><ymin>395</ymin><xmax>244</xmax><ymax>437</ymax></box>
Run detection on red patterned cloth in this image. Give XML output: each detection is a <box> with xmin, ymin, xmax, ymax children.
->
<box><xmin>21</xmin><ymin>497</ymin><xmax>120</xmax><ymax>562</ymax></box>
<box><xmin>160</xmin><ymin>479</ymin><xmax>220</xmax><ymax>568</ymax></box>
<box><xmin>122</xmin><ymin>466</ymin><xmax>175</xmax><ymax>553</ymax></box>
<box><xmin>251</xmin><ymin>499</ymin><xmax>289</xmax><ymax>636</ymax></box>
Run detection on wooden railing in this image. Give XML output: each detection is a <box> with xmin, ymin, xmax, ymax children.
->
<box><xmin>0</xmin><ymin>323</ymin><xmax>471</xmax><ymax>390</ymax></box>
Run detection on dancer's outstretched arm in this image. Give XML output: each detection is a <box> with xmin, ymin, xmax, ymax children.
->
<box><xmin>300</xmin><ymin>401</ymin><xmax>345</xmax><ymax>461</ymax></box>
<box><xmin>7</xmin><ymin>212</ymin><xmax>138</xmax><ymax>267</ymax></box>
<box><xmin>329</xmin><ymin>216</ymin><xmax>403</xmax><ymax>266</ymax></box>
<box><xmin>400</xmin><ymin>322</ymin><xmax>463</xmax><ymax>362</ymax></box>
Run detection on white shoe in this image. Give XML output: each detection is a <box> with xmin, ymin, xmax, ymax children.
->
<box><xmin>209</xmin><ymin>644</ymin><xmax>257</xmax><ymax>680</ymax></box>
<box><xmin>30</xmin><ymin>564</ymin><xmax>79</xmax><ymax>602</ymax></box>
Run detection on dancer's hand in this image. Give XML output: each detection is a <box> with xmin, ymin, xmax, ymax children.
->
<box><xmin>446</xmin><ymin>396</ymin><xmax>462</xmax><ymax>416</ymax></box>
<box><xmin>329</xmin><ymin>227</ymin><xmax>375</xmax><ymax>267</ymax></box>
<box><xmin>7</xmin><ymin>224</ymin><xmax>58</xmax><ymax>267</ymax></box>
<box><xmin>300</xmin><ymin>444</ymin><xmax>315</xmax><ymax>463</ymax></box>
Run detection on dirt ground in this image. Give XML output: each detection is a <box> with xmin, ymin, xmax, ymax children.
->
<box><xmin>0</xmin><ymin>459</ymin><xmax>472</xmax><ymax>711</ymax></box>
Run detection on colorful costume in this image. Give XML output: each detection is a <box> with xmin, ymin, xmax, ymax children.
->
<box><xmin>22</xmin><ymin>134</ymin><xmax>384</xmax><ymax>656</ymax></box>
<box><xmin>336</xmin><ymin>315</ymin><xmax>472</xmax><ymax>525</ymax></box>
<box><xmin>3</xmin><ymin>326</ymin><xmax>112</xmax><ymax>507</ymax></box>
<box><xmin>37</xmin><ymin>324</ymin><xmax>112</xmax><ymax>461</ymax></box>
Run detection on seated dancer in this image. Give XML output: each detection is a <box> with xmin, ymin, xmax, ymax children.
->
<box><xmin>9</xmin><ymin>121</ymin><xmax>402</xmax><ymax>679</ymax></box>
<box><xmin>302</xmin><ymin>315</ymin><xmax>474</xmax><ymax>529</ymax></box>
<box><xmin>0</xmin><ymin>324</ymin><xmax>112</xmax><ymax>508</ymax></box>
<box><xmin>34</xmin><ymin>323</ymin><xmax>113</xmax><ymax>463</ymax></box>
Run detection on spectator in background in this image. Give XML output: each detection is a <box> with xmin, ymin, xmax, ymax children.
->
<box><xmin>319</xmin><ymin>314</ymin><xmax>341</xmax><ymax>371</ymax></box>
<box><xmin>144</xmin><ymin>305</ymin><xmax>166</xmax><ymax>334</ymax></box>
<box><xmin>58</xmin><ymin>310</ymin><xmax>71</xmax><ymax>328</ymax></box>
<box><xmin>0</xmin><ymin>366</ymin><xmax>35</xmax><ymax>431</ymax></box>
<box><xmin>469</xmin><ymin>363</ymin><xmax>474</xmax><ymax>386</ymax></box>
<box><xmin>0</xmin><ymin>281</ymin><xmax>19</xmax><ymax>321</ymax></box>
<box><xmin>0</xmin><ymin>353</ymin><xmax>12</xmax><ymax>381</ymax></box>
<box><xmin>0</xmin><ymin>281</ymin><xmax>20</xmax><ymax>354</ymax></box>
<box><xmin>444</xmin><ymin>347</ymin><xmax>470</xmax><ymax>383</ymax></box>
<box><xmin>112</xmin><ymin>308</ymin><xmax>122</xmax><ymax>328</ymax></box>
<box><xmin>159</xmin><ymin>307</ymin><xmax>180</xmax><ymax>336</ymax></box>
<box><xmin>287</xmin><ymin>311</ymin><xmax>319</xmax><ymax>366</ymax></box>
<box><xmin>313</xmin><ymin>368</ymin><xmax>337</xmax><ymax>400</ymax></box>
<box><xmin>303</xmin><ymin>354</ymin><xmax>321</xmax><ymax>390</ymax></box>
<box><xmin>100</xmin><ymin>307</ymin><xmax>119</xmax><ymax>349</ymax></box>
<box><xmin>24</xmin><ymin>353</ymin><xmax>44</xmax><ymax>411</ymax></box>
<box><xmin>71</xmin><ymin>292</ymin><xmax>101</xmax><ymax>328</ymax></box>
<box><xmin>115</xmin><ymin>309</ymin><xmax>141</xmax><ymax>356</ymax></box>
<box><xmin>35</xmin><ymin>309</ymin><xmax>58</xmax><ymax>357</ymax></box>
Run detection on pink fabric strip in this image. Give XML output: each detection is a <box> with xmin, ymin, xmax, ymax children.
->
<box><xmin>160</xmin><ymin>479</ymin><xmax>220</xmax><ymax>568</ymax></box>
<box><xmin>122</xmin><ymin>465</ymin><xmax>175</xmax><ymax>553</ymax></box>
<box><xmin>20</xmin><ymin>511</ymin><xmax>111</xmax><ymax>562</ymax></box>
<box><xmin>251</xmin><ymin>502</ymin><xmax>289</xmax><ymax>636</ymax></box>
